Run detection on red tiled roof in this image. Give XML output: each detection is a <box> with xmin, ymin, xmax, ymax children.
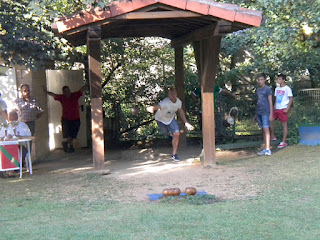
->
<box><xmin>54</xmin><ymin>0</ymin><xmax>262</xmax><ymax>34</ymax></box>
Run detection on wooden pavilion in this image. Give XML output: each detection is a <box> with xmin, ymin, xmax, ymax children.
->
<box><xmin>52</xmin><ymin>0</ymin><xmax>262</xmax><ymax>169</ymax></box>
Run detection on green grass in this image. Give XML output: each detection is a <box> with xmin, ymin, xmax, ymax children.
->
<box><xmin>1</xmin><ymin>145</ymin><xmax>320</xmax><ymax>240</ymax></box>
<box><xmin>159</xmin><ymin>194</ymin><xmax>219</xmax><ymax>205</ymax></box>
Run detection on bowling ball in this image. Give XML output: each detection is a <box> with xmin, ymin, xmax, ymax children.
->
<box><xmin>172</xmin><ymin>188</ymin><xmax>181</xmax><ymax>196</ymax></box>
<box><xmin>167</xmin><ymin>188</ymin><xmax>174</xmax><ymax>196</ymax></box>
<box><xmin>162</xmin><ymin>189</ymin><xmax>170</xmax><ymax>196</ymax></box>
<box><xmin>185</xmin><ymin>187</ymin><xmax>197</xmax><ymax>195</ymax></box>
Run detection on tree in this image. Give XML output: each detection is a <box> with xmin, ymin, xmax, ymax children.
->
<box><xmin>0</xmin><ymin>0</ymin><xmax>109</xmax><ymax>69</ymax></box>
<box><xmin>0</xmin><ymin>0</ymin><xmax>54</xmax><ymax>67</ymax></box>
<box><xmin>219</xmin><ymin>0</ymin><xmax>320</xmax><ymax>89</ymax></box>
<box><xmin>3</xmin><ymin>0</ymin><xmax>319</xmax><ymax>141</ymax></box>
<box><xmin>100</xmin><ymin>37</ymin><xmax>176</xmax><ymax>141</ymax></box>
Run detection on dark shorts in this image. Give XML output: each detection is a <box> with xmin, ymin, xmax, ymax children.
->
<box><xmin>273</xmin><ymin>109</ymin><xmax>288</xmax><ymax>122</ymax></box>
<box><xmin>62</xmin><ymin>119</ymin><xmax>80</xmax><ymax>139</ymax></box>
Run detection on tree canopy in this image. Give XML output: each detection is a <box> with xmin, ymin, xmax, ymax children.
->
<box><xmin>219</xmin><ymin>0</ymin><xmax>320</xmax><ymax>88</ymax></box>
<box><xmin>1</xmin><ymin>0</ymin><xmax>319</xmax><ymax>83</ymax></box>
<box><xmin>1</xmin><ymin>0</ymin><xmax>320</xmax><ymax>139</ymax></box>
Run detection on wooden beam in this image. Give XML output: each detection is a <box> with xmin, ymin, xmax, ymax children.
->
<box><xmin>175</xmin><ymin>46</ymin><xmax>187</xmax><ymax>147</ymax></box>
<box><xmin>87</xmin><ymin>37</ymin><xmax>102</xmax><ymax>98</ymax></box>
<box><xmin>171</xmin><ymin>20</ymin><xmax>231</xmax><ymax>47</ymax></box>
<box><xmin>90</xmin><ymin>98</ymin><xmax>105</xmax><ymax>169</ymax></box>
<box><xmin>113</xmin><ymin>11</ymin><xmax>202</xmax><ymax>20</ymax></box>
<box><xmin>102</xmin><ymin>23</ymin><xmax>188</xmax><ymax>33</ymax></box>
<box><xmin>61</xmin><ymin>15</ymin><xmax>229</xmax><ymax>45</ymax></box>
<box><xmin>87</xmin><ymin>26</ymin><xmax>105</xmax><ymax>170</ymax></box>
<box><xmin>192</xmin><ymin>41</ymin><xmax>201</xmax><ymax>79</ymax></box>
<box><xmin>101</xmin><ymin>19</ymin><xmax>199</xmax><ymax>30</ymax></box>
<box><xmin>64</xmin><ymin>19</ymin><xmax>195</xmax><ymax>40</ymax></box>
<box><xmin>200</xmin><ymin>35</ymin><xmax>222</xmax><ymax>166</ymax></box>
<box><xmin>171</xmin><ymin>23</ymin><xmax>217</xmax><ymax>47</ymax></box>
<box><xmin>135</xmin><ymin>3</ymin><xmax>181</xmax><ymax>12</ymax></box>
<box><xmin>62</xmin><ymin>10</ymin><xmax>201</xmax><ymax>36</ymax></box>
<box><xmin>219</xmin><ymin>20</ymin><xmax>233</xmax><ymax>34</ymax></box>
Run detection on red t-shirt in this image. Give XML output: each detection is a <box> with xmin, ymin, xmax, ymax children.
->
<box><xmin>54</xmin><ymin>91</ymin><xmax>82</xmax><ymax>120</ymax></box>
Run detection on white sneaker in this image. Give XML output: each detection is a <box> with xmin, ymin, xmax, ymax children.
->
<box><xmin>257</xmin><ymin>149</ymin><xmax>267</xmax><ymax>156</ymax></box>
<box><xmin>264</xmin><ymin>149</ymin><xmax>272</xmax><ymax>156</ymax></box>
<box><xmin>278</xmin><ymin>142</ymin><xmax>287</xmax><ymax>148</ymax></box>
<box><xmin>257</xmin><ymin>149</ymin><xmax>272</xmax><ymax>156</ymax></box>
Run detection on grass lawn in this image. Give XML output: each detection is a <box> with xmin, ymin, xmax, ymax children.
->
<box><xmin>1</xmin><ymin>145</ymin><xmax>320</xmax><ymax>240</ymax></box>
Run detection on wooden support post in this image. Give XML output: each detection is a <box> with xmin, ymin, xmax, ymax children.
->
<box><xmin>175</xmin><ymin>46</ymin><xmax>187</xmax><ymax>147</ymax></box>
<box><xmin>192</xmin><ymin>41</ymin><xmax>202</xmax><ymax>81</ymax></box>
<box><xmin>200</xmin><ymin>36</ymin><xmax>222</xmax><ymax>166</ymax></box>
<box><xmin>87</xmin><ymin>26</ymin><xmax>105</xmax><ymax>170</ymax></box>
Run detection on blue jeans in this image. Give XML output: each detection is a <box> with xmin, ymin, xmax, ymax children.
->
<box><xmin>156</xmin><ymin>119</ymin><xmax>180</xmax><ymax>136</ymax></box>
<box><xmin>256</xmin><ymin>115</ymin><xmax>270</xmax><ymax>128</ymax></box>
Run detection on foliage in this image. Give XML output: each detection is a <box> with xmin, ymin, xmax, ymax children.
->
<box><xmin>100</xmin><ymin>37</ymin><xmax>172</xmax><ymax>139</ymax></box>
<box><xmin>0</xmin><ymin>0</ymin><xmax>112</xmax><ymax>69</ymax></box>
<box><xmin>160</xmin><ymin>194</ymin><xmax>219</xmax><ymax>205</ymax></box>
<box><xmin>100</xmin><ymin>38</ymin><xmax>201</xmax><ymax>140</ymax></box>
<box><xmin>219</xmin><ymin>0</ymin><xmax>320</xmax><ymax>89</ymax></box>
<box><xmin>0</xmin><ymin>0</ymin><xmax>55</xmax><ymax>67</ymax></box>
<box><xmin>2</xmin><ymin>0</ymin><xmax>320</xmax><ymax>140</ymax></box>
<box><xmin>102</xmin><ymin>37</ymin><xmax>174</xmax><ymax>113</ymax></box>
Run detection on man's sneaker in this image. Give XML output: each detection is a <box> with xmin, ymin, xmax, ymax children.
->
<box><xmin>264</xmin><ymin>149</ymin><xmax>272</xmax><ymax>156</ymax></box>
<box><xmin>278</xmin><ymin>142</ymin><xmax>287</xmax><ymax>148</ymax></box>
<box><xmin>257</xmin><ymin>149</ymin><xmax>267</xmax><ymax>156</ymax></box>
<box><xmin>271</xmin><ymin>137</ymin><xmax>277</xmax><ymax>141</ymax></box>
<box><xmin>172</xmin><ymin>154</ymin><xmax>180</xmax><ymax>162</ymax></box>
<box><xmin>67</xmin><ymin>146</ymin><xmax>75</xmax><ymax>153</ymax></box>
<box><xmin>257</xmin><ymin>149</ymin><xmax>272</xmax><ymax>156</ymax></box>
<box><xmin>62</xmin><ymin>142</ymin><xmax>68</xmax><ymax>153</ymax></box>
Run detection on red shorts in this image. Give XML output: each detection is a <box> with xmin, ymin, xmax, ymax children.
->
<box><xmin>273</xmin><ymin>109</ymin><xmax>288</xmax><ymax>122</ymax></box>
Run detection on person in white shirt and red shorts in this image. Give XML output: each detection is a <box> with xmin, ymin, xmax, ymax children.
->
<box><xmin>270</xmin><ymin>73</ymin><xmax>293</xmax><ymax>148</ymax></box>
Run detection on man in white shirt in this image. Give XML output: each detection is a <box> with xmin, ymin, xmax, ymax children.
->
<box><xmin>0</xmin><ymin>111</ymin><xmax>31</xmax><ymax>178</ymax></box>
<box><xmin>147</xmin><ymin>87</ymin><xmax>194</xmax><ymax>161</ymax></box>
<box><xmin>270</xmin><ymin>74</ymin><xmax>293</xmax><ymax>148</ymax></box>
<box><xmin>0</xmin><ymin>111</ymin><xmax>31</xmax><ymax>138</ymax></box>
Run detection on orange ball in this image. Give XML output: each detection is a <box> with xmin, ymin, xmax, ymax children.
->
<box><xmin>185</xmin><ymin>187</ymin><xmax>197</xmax><ymax>195</ymax></box>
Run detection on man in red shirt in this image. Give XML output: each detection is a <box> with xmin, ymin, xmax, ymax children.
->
<box><xmin>44</xmin><ymin>85</ymin><xmax>87</xmax><ymax>153</ymax></box>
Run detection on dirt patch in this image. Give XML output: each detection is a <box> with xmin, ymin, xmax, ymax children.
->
<box><xmin>32</xmin><ymin>145</ymin><xmax>260</xmax><ymax>202</ymax></box>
